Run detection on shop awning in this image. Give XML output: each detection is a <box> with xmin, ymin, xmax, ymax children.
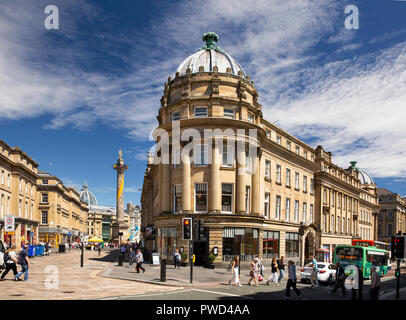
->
<box><xmin>87</xmin><ymin>236</ymin><xmax>103</xmax><ymax>242</ymax></box>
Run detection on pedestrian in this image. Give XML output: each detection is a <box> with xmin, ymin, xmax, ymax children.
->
<box><xmin>135</xmin><ymin>249</ymin><xmax>145</xmax><ymax>273</ymax></box>
<box><xmin>266</xmin><ymin>258</ymin><xmax>279</xmax><ymax>286</ymax></box>
<box><xmin>15</xmin><ymin>245</ymin><xmax>30</xmax><ymax>282</ymax></box>
<box><xmin>248</xmin><ymin>258</ymin><xmax>259</xmax><ymax>286</ymax></box>
<box><xmin>0</xmin><ymin>246</ymin><xmax>18</xmax><ymax>281</ymax></box>
<box><xmin>256</xmin><ymin>254</ymin><xmax>264</xmax><ymax>278</ymax></box>
<box><xmin>310</xmin><ymin>255</ymin><xmax>319</xmax><ymax>288</ymax></box>
<box><xmin>128</xmin><ymin>247</ymin><xmax>135</xmax><ymax>267</ymax></box>
<box><xmin>174</xmin><ymin>248</ymin><xmax>181</xmax><ymax>269</ymax></box>
<box><xmin>120</xmin><ymin>244</ymin><xmax>126</xmax><ymax>259</ymax></box>
<box><xmin>370</xmin><ymin>266</ymin><xmax>381</xmax><ymax>300</ymax></box>
<box><xmin>277</xmin><ymin>256</ymin><xmax>285</xmax><ymax>282</ymax></box>
<box><xmin>97</xmin><ymin>244</ymin><xmax>101</xmax><ymax>256</ymax></box>
<box><xmin>285</xmin><ymin>260</ymin><xmax>302</xmax><ymax>299</ymax></box>
<box><xmin>330</xmin><ymin>262</ymin><xmax>346</xmax><ymax>296</ymax></box>
<box><xmin>228</xmin><ymin>256</ymin><xmax>242</xmax><ymax>286</ymax></box>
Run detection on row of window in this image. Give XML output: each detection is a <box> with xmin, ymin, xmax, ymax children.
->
<box><xmin>264</xmin><ymin>160</ymin><xmax>313</xmax><ymax>193</ymax></box>
<box><xmin>265</xmin><ymin>130</ymin><xmax>314</xmax><ymax>161</ymax></box>
<box><xmin>322</xmin><ymin>214</ymin><xmax>353</xmax><ymax>234</ymax></box>
<box><xmin>323</xmin><ymin>189</ymin><xmax>358</xmax><ymax>212</ymax></box>
<box><xmin>171</xmin><ymin>107</ymin><xmax>245</xmax><ymax>121</ymax></box>
<box><xmin>378</xmin><ymin>224</ymin><xmax>393</xmax><ymax>237</ymax></box>
<box><xmin>174</xmin><ymin>182</ymin><xmax>314</xmax><ymax>224</ymax></box>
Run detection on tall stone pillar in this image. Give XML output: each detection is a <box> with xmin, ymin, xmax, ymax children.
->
<box><xmin>181</xmin><ymin>151</ymin><xmax>191</xmax><ymax>213</ymax></box>
<box><xmin>161</xmin><ymin>163</ymin><xmax>171</xmax><ymax>213</ymax></box>
<box><xmin>236</xmin><ymin>142</ymin><xmax>247</xmax><ymax>214</ymax></box>
<box><xmin>112</xmin><ymin>149</ymin><xmax>129</xmax><ymax>243</ymax></box>
<box><xmin>210</xmin><ymin>143</ymin><xmax>221</xmax><ymax>213</ymax></box>
<box><xmin>251</xmin><ymin>150</ymin><xmax>261</xmax><ymax>215</ymax></box>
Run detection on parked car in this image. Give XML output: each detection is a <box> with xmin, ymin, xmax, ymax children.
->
<box><xmin>0</xmin><ymin>240</ymin><xmax>5</xmax><ymax>269</ymax></box>
<box><xmin>300</xmin><ymin>262</ymin><xmax>337</xmax><ymax>285</ymax></box>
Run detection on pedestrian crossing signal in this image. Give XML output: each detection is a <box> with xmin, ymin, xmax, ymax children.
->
<box><xmin>182</xmin><ymin>218</ymin><xmax>192</xmax><ymax>240</ymax></box>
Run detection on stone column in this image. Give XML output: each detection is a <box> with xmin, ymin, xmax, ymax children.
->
<box><xmin>161</xmin><ymin>163</ymin><xmax>171</xmax><ymax>213</ymax></box>
<box><xmin>236</xmin><ymin>142</ymin><xmax>247</xmax><ymax>214</ymax></box>
<box><xmin>210</xmin><ymin>143</ymin><xmax>221</xmax><ymax>213</ymax></box>
<box><xmin>182</xmin><ymin>152</ymin><xmax>191</xmax><ymax>213</ymax></box>
<box><xmin>251</xmin><ymin>150</ymin><xmax>261</xmax><ymax>215</ymax></box>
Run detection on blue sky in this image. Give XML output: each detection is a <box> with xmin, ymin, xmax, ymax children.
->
<box><xmin>0</xmin><ymin>0</ymin><xmax>406</xmax><ymax>207</ymax></box>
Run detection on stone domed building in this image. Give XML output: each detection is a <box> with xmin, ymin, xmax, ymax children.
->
<box><xmin>79</xmin><ymin>181</ymin><xmax>98</xmax><ymax>206</ymax></box>
<box><xmin>141</xmin><ymin>33</ymin><xmax>380</xmax><ymax>267</ymax></box>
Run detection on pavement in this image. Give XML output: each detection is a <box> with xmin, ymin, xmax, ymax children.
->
<box><xmin>0</xmin><ymin>248</ymin><xmax>180</xmax><ymax>300</ymax></box>
<box><xmin>1</xmin><ymin>248</ymin><xmax>405</xmax><ymax>300</ymax></box>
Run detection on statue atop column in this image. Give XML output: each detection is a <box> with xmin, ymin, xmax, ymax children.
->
<box><xmin>112</xmin><ymin>149</ymin><xmax>129</xmax><ymax>244</ymax></box>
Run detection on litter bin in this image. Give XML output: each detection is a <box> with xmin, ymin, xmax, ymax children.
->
<box><xmin>28</xmin><ymin>245</ymin><xmax>36</xmax><ymax>258</ymax></box>
<box><xmin>58</xmin><ymin>244</ymin><xmax>66</xmax><ymax>253</ymax></box>
<box><xmin>35</xmin><ymin>245</ymin><xmax>44</xmax><ymax>256</ymax></box>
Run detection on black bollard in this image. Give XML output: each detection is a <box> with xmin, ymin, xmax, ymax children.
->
<box><xmin>80</xmin><ymin>243</ymin><xmax>84</xmax><ymax>268</ymax></box>
<box><xmin>358</xmin><ymin>266</ymin><xmax>363</xmax><ymax>300</ymax></box>
<box><xmin>160</xmin><ymin>259</ymin><xmax>167</xmax><ymax>282</ymax></box>
<box><xmin>118</xmin><ymin>253</ymin><xmax>123</xmax><ymax>266</ymax></box>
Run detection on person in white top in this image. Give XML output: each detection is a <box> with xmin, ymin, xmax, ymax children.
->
<box><xmin>0</xmin><ymin>246</ymin><xmax>18</xmax><ymax>281</ymax></box>
<box><xmin>228</xmin><ymin>256</ymin><xmax>242</xmax><ymax>286</ymax></box>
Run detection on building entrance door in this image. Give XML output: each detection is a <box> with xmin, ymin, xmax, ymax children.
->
<box><xmin>304</xmin><ymin>232</ymin><xmax>315</xmax><ymax>265</ymax></box>
<box><xmin>193</xmin><ymin>241</ymin><xmax>207</xmax><ymax>266</ymax></box>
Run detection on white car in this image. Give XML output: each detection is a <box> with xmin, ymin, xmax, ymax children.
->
<box><xmin>300</xmin><ymin>262</ymin><xmax>336</xmax><ymax>285</ymax></box>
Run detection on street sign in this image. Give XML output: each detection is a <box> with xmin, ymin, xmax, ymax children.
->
<box><xmin>5</xmin><ymin>215</ymin><xmax>15</xmax><ymax>232</ymax></box>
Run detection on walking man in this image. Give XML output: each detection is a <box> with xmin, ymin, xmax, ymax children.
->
<box><xmin>174</xmin><ymin>248</ymin><xmax>181</xmax><ymax>269</ymax></box>
<box><xmin>15</xmin><ymin>245</ymin><xmax>29</xmax><ymax>282</ymax></box>
<box><xmin>330</xmin><ymin>262</ymin><xmax>346</xmax><ymax>296</ymax></box>
<box><xmin>277</xmin><ymin>256</ymin><xmax>285</xmax><ymax>282</ymax></box>
<box><xmin>135</xmin><ymin>249</ymin><xmax>145</xmax><ymax>273</ymax></box>
<box><xmin>310</xmin><ymin>255</ymin><xmax>319</xmax><ymax>288</ymax></box>
<box><xmin>285</xmin><ymin>260</ymin><xmax>302</xmax><ymax>299</ymax></box>
<box><xmin>370</xmin><ymin>266</ymin><xmax>381</xmax><ymax>300</ymax></box>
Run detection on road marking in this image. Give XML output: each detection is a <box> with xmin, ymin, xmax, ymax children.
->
<box><xmin>90</xmin><ymin>270</ymin><xmax>100</xmax><ymax>278</ymax></box>
<box><xmin>379</xmin><ymin>286</ymin><xmax>406</xmax><ymax>299</ymax></box>
<box><xmin>191</xmin><ymin>288</ymin><xmax>255</xmax><ymax>299</ymax></box>
<box><xmin>99</xmin><ymin>289</ymin><xmax>193</xmax><ymax>300</ymax></box>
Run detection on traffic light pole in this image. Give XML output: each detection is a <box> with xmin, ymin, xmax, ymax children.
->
<box><xmin>189</xmin><ymin>239</ymin><xmax>193</xmax><ymax>283</ymax></box>
<box><xmin>396</xmin><ymin>258</ymin><xmax>400</xmax><ymax>299</ymax></box>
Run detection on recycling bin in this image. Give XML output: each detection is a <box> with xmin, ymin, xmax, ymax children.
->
<box><xmin>36</xmin><ymin>245</ymin><xmax>44</xmax><ymax>256</ymax></box>
<box><xmin>28</xmin><ymin>245</ymin><xmax>36</xmax><ymax>258</ymax></box>
<box><xmin>58</xmin><ymin>244</ymin><xmax>66</xmax><ymax>253</ymax></box>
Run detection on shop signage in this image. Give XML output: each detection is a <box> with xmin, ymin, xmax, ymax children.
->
<box><xmin>5</xmin><ymin>215</ymin><xmax>15</xmax><ymax>232</ymax></box>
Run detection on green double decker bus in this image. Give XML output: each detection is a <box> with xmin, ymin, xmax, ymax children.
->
<box><xmin>334</xmin><ymin>245</ymin><xmax>390</xmax><ymax>279</ymax></box>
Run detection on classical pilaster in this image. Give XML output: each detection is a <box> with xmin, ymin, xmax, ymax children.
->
<box><xmin>236</xmin><ymin>143</ymin><xmax>247</xmax><ymax>214</ymax></box>
<box><xmin>210</xmin><ymin>143</ymin><xmax>221</xmax><ymax>213</ymax></box>
<box><xmin>251</xmin><ymin>150</ymin><xmax>261</xmax><ymax>215</ymax></box>
<box><xmin>161</xmin><ymin>163</ymin><xmax>171</xmax><ymax>213</ymax></box>
<box><xmin>181</xmin><ymin>152</ymin><xmax>191</xmax><ymax>213</ymax></box>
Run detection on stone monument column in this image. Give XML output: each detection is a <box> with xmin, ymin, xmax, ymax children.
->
<box><xmin>112</xmin><ymin>149</ymin><xmax>129</xmax><ymax>243</ymax></box>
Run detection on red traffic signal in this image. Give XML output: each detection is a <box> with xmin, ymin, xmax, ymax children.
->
<box><xmin>182</xmin><ymin>218</ymin><xmax>192</xmax><ymax>240</ymax></box>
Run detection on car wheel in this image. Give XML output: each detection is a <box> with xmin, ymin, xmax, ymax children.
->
<box><xmin>300</xmin><ymin>278</ymin><xmax>306</xmax><ymax>283</ymax></box>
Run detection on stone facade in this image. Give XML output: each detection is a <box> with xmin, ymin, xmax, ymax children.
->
<box><xmin>140</xmin><ymin>34</ymin><xmax>381</xmax><ymax>267</ymax></box>
<box><xmin>377</xmin><ymin>188</ymin><xmax>406</xmax><ymax>243</ymax></box>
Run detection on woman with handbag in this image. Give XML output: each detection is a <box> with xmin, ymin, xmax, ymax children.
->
<box><xmin>228</xmin><ymin>256</ymin><xmax>242</xmax><ymax>286</ymax></box>
<box><xmin>266</xmin><ymin>258</ymin><xmax>279</xmax><ymax>286</ymax></box>
<box><xmin>248</xmin><ymin>258</ymin><xmax>259</xmax><ymax>286</ymax></box>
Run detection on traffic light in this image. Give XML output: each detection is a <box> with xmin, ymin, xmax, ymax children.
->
<box><xmin>393</xmin><ymin>235</ymin><xmax>405</xmax><ymax>259</ymax></box>
<box><xmin>182</xmin><ymin>218</ymin><xmax>192</xmax><ymax>240</ymax></box>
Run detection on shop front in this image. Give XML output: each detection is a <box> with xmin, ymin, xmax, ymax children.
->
<box><xmin>158</xmin><ymin>226</ymin><xmax>177</xmax><ymax>261</ymax></box>
<box><xmin>222</xmin><ymin>227</ymin><xmax>259</xmax><ymax>262</ymax></box>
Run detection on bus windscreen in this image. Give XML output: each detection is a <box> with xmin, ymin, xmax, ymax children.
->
<box><xmin>336</xmin><ymin>247</ymin><xmax>363</xmax><ymax>261</ymax></box>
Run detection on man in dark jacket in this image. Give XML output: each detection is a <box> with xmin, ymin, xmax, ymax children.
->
<box><xmin>330</xmin><ymin>262</ymin><xmax>346</xmax><ymax>296</ymax></box>
<box><xmin>277</xmin><ymin>256</ymin><xmax>285</xmax><ymax>282</ymax></box>
<box><xmin>15</xmin><ymin>246</ymin><xmax>29</xmax><ymax>282</ymax></box>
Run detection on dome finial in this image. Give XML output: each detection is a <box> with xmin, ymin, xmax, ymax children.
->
<box><xmin>350</xmin><ymin>161</ymin><xmax>358</xmax><ymax>169</ymax></box>
<box><xmin>202</xmin><ymin>32</ymin><xmax>221</xmax><ymax>51</ymax></box>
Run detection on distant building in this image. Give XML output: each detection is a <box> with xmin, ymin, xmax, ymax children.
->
<box><xmin>79</xmin><ymin>183</ymin><xmax>141</xmax><ymax>242</ymax></box>
<box><xmin>377</xmin><ymin>188</ymin><xmax>406</xmax><ymax>243</ymax></box>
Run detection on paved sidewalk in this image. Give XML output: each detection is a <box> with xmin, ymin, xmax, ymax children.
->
<box><xmin>0</xmin><ymin>249</ymin><xmax>180</xmax><ymax>300</ymax></box>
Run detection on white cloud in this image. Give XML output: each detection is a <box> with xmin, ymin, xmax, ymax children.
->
<box><xmin>0</xmin><ymin>0</ymin><xmax>405</xmax><ymax>179</ymax></box>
